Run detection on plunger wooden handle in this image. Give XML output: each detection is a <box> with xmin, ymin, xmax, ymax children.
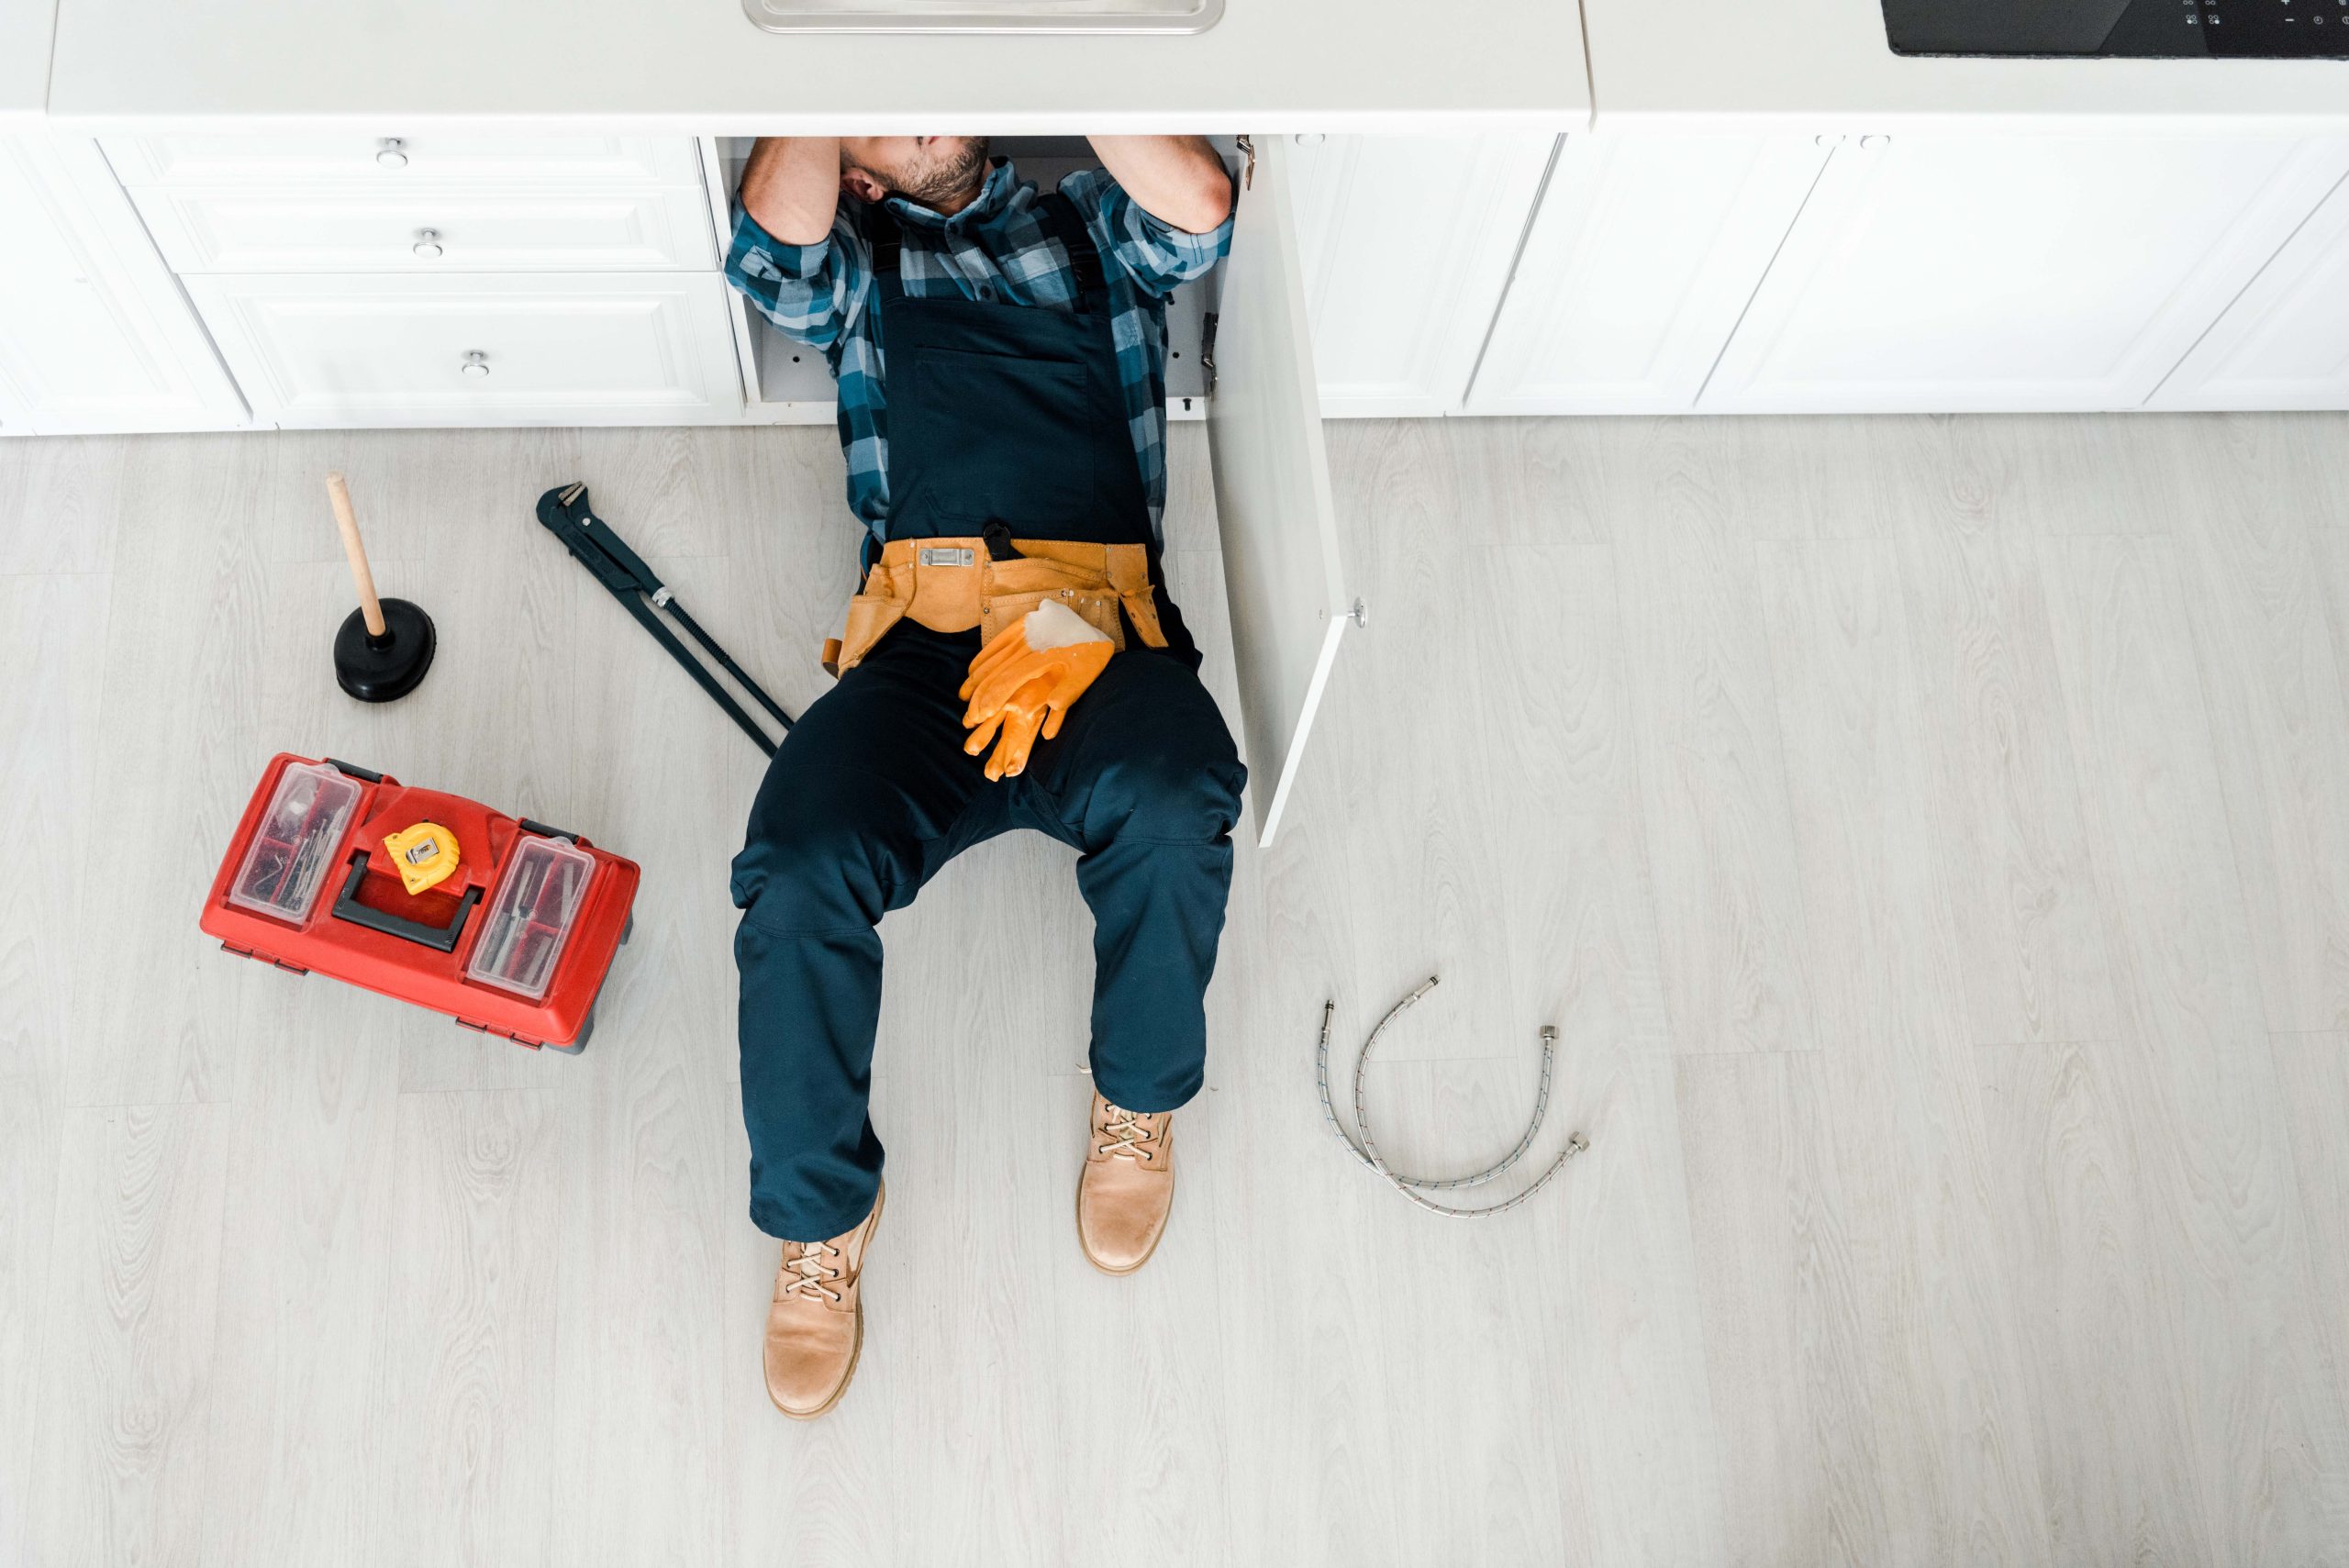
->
<box><xmin>327</xmin><ymin>472</ymin><xmax>387</xmax><ymax>639</ymax></box>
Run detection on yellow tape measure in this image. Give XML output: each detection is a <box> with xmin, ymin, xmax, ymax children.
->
<box><xmin>383</xmin><ymin>821</ymin><xmax>461</xmax><ymax>895</ymax></box>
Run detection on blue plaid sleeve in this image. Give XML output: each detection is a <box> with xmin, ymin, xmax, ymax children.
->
<box><xmin>1058</xmin><ymin>168</ymin><xmax>1234</xmax><ymax>302</ymax></box>
<box><xmin>723</xmin><ymin>206</ymin><xmax>873</xmax><ymax>354</ymax></box>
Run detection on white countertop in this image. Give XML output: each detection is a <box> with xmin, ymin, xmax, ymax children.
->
<box><xmin>1</xmin><ymin>0</ymin><xmax>56</xmax><ymax>124</ymax></box>
<box><xmin>1584</xmin><ymin>0</ymin><xmax>2349</xmax><ymax>129</ymax></box>
<box><xmin>24</xmin><ymin>0</ymin><xmax>2347</xmax><ymax>139</ymax></box>
<box><xmin>40</xmin><ymin>0</ymin><xmax>1590</xmax><ymax>131</ymax></box>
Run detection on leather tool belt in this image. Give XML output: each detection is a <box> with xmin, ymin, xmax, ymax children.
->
<box><xmin>821</xmin><ymin>537</ymin><xmax>1167</xmax><ymax>675</ymax></box>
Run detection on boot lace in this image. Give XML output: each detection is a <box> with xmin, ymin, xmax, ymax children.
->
<box><xmin>1096</xmin><ymin>1103</ymin><xmax>1161</xmax><ymax>1164</ymax></box>
<box><xmin>777</xmin><ymin>1240</ymin><xmax>844</xmax><ymax>1304</ymax></box>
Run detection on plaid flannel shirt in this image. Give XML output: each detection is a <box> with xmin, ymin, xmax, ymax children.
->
<box><xmin>725</xmin><ymin>157</ymin><xmax>1232</xmax><ymax>546</ymax></box>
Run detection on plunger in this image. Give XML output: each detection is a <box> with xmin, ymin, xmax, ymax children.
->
<box><xmin>328</xmin><ymin>472</ymin><xmax>436</xmax><ymax>703</ymax></box>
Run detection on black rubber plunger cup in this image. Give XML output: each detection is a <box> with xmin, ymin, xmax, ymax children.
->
<box><xmin>327</xmin><ymin>472</ymin><xmax>435</xmax><ymax>703</ymax></box>
<box><xmin>334</xmin><ymin>596</ymin><xmax>436</xmax><ymax>701</ymax></box>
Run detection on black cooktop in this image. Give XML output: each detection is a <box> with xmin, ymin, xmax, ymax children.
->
<box><xmin>1885</xmin><ymin>0</ymin><xmax>2349</xmax><ymax>55</ymax></box>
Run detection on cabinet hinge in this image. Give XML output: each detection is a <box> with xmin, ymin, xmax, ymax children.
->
<box><xmin>1236</xmin><ymin>135</ymin><xmax>1255</xmax><ymax>191</ymax></box>
<box><xmin>1200</xmin><ymin>311</ymin><xmax>1219</xmax><ymax>395</ymax></box>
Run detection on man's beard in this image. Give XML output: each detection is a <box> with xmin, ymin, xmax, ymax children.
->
<box><xmin>896</xmin><ymin>138</ymin><xmax>991</xmax><ymax>206</ymax></box>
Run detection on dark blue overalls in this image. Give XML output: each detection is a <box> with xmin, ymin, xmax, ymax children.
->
<box><xmin>729</xmin><ymin>195</ymin><xmax>1248</xmax><ymax>1244</ymax></box>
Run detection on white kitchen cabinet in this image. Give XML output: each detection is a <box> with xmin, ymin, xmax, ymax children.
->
<box><xmin>1206</xmin><ymin>134</ymin><xmax>1355</xmax><ymax>847</ymax></box>
<box><xmin>115</xmin><ymin>130</ymin><xmax>736</xmax><ymax>429</ymax></box>
<box><xmin>101</xmin><ymin>134</ymin><xmax>704</xmax><ymax>188</ymax></box>
<box><xmin>2150</xmin><ymin>162</ymin><xmax>2349</xmax><ymax>410</ymax></box>
<box><xmin>0</xmin><ymin>361</ymin><xmax>31</xmax><ymax>437</ymax></box>
<box><xmin>1701</xmin><ymin>133</ymin><xmax>2349</xmax><ymax>414</ymax></box>
<box><xmin>1286</xmin><ymin>131</ymin><xmax>1555</xmax><ymax>417</ymax></box>
<box><xmin>184</xmin><ymin>272</ymin><xmax>744</xmax><ymax>428</ymax></box>
<box><xmin>127</xmin><ymin>184</ymin><xmax>718</xmax><ymax>275</ymax></box>
<box><xmin>1465</xmin><ymin>131</ymin><xmax>1831</xmax><ymax>415</ymax></box>
<box><xmin>0</xmin><ymin>134</ymin><xmax>248</xmax><ymax>434</ymax></box>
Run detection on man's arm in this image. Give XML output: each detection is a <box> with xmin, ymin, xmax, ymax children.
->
<box><xmin>1084</xmin><ymin>137</ymin><xmax>1232</xmax><ymax>236</ymax></box>
<box><xmin>739</xmin><ymin>136</ymin><xmax>842</xmax><ymax>246</ymax></box>
<box><xmin>726</xmin><ymin>137</ymin><xmax>872</xmax><ymax>353</ymax></box>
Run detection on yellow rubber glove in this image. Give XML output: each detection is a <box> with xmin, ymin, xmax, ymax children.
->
<box><xmin>960</xmin><ymin>601</ymin><xmax>1116</xmax><ymax>781</ymax></box>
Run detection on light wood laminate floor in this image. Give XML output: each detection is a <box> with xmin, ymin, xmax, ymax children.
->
<box><xmin>4</xmin><ymin>413</ymin><xmax>2346</xmax><ymax>1566</ymax></box>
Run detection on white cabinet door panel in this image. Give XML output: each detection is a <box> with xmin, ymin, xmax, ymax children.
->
<box><xmin>0</xmin><ymin>361</ymin><xmax>33</xmax><ymax>436</ymax></box>
<box><xmin>1205</xmin><ymin>137</ymin><xmax>1353</xmax><ymax>849</ymax></box>
<box><xmin>1287</xmin><ymin>131</ymin><xmax>1554</xmax><ymax>417</ymax></box>
<box><xmin>103</xmin><ymin>134</ymin><xmax>703</xmax><ymax>188</ymax></box>
<box><xmin>1704</xmin><ymin>135</ymin><xmax>2349</xmax><ymax>414</ymax></box>
<box><xmin>2150</xmin><ymin>163</ymin><xmax>2349</xmax><ymax>410</ymax></box>
<box><xmin>1467</xmin><ymin>132</ymin><xmax>1831</xmax><ymax>415</ymax></box>
<box><xmin>0</xmin><ymin>135</ymin><xmax>248</xmax><ymax>433</ymax></box>
<box><xmin>185</xmin><ymin>272</ymin><xmax>743</xmax><ymax>428</ymax></box>
<box><xmin>130</xmin><ymin>183</ymin><xmax>718</xmax><ymax>274</ymax></box>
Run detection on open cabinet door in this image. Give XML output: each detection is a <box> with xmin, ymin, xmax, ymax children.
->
<box><xmin>1206</xmin><ymin>136</ymin><xmax>1353</xmax><ymax>849</ymax></box>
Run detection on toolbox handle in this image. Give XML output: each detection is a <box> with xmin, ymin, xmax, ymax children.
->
<box><xmin>330</xmin><ymin>850</ymin><xmax>482</xmax><ymax>953</ymax></box>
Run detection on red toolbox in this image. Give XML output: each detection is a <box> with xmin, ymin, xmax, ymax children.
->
<box><xmin>199</xmin><ymin>754</ymin><xmax>640</xmax><ymax>1052</ymax></box>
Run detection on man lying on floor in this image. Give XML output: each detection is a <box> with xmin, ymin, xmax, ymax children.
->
<box><xmin>723</xmin><ymin>134</ymin><xmax>1247</xmax><ymax>1418</ymax></box>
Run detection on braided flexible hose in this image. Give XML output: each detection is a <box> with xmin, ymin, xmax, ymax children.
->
<box><xmin>1315</xmin><ymin>975</ymin><xmax>1589</xmax><ymax>1218</ymax></box>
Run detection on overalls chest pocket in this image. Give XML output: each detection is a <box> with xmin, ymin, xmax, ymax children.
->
<box><xmin>905</xmin><ymin>346</ymin><xmax>1098</xmax><ymax>535</ymax></box>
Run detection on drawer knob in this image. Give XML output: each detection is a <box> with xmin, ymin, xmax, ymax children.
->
<box><xmin>412</xmin><ymin>228</ymin><xmax>443</xmax><ymax>259</ymax></box>
<box><xmin>460</xmin><ymin>351</ymin><xmax>491</xmax><ymax>379</ymax></box>
<box><xmin>376</xmin><ymin>138</ymin><xmax>408</xmax><ymax>169</ymax></box>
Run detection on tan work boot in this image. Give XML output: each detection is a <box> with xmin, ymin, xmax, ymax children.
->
<box><xmin>763</xmin><ymin>1180</ymin><xmax>884</xmax><ymax>1419</ymax></box>
<box><xmin>1076</xmin><ymin>1094</ymin><xmax>1174</xmax><ymax>1274</ymax></box>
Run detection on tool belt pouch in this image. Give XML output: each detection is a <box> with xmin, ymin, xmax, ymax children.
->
<box><xmin>825</xmin><ymin>538</ymin><xmax>1166</xmax><ymax>675</ymax></box>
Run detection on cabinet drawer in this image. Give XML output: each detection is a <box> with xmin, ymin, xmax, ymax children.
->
<box><xmin>129</xmin><ymin>184</ymin><xmax>718</xmax><ymax>274</ymax></box>
<box><xmin>102</xmin><ymin>134</ymin><xmax>703</xmax><ymax>188</ymax></box>
<box><xmin>184</xmin><ymin>272</ymin><xmax>743</xmax><ymax>428</ymax></box>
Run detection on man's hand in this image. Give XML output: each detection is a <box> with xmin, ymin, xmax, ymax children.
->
<box><xmin>740</xmin><ymin>137</ymin><xmax>843</xmax><ymax>247</ymax></box>
<box><xmin>1085</xmin><ymin>137</ymin><xmax>1233</xmax><ymax>236</ymax></box>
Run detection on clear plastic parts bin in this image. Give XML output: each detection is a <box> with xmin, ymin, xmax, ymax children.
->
<box><xmin>464</xmin><ymin>834</ymin><xmax>598</xmax><ymax>1001</ymax></box>
<box><xmin>226</xmin><ymin>761</ymin><xmax>364</xmax><ymax>923</ymax></box>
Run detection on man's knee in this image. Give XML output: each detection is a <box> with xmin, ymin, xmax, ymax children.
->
<box><xmin>1081</xmin><ymin>713</ymin><xmax>1247</xmax><ymax>845</ymax></box>
<box><xmin>731</xmin><ymin>771</ymin><xmax>922</xmax><ymax>933</ymax></box>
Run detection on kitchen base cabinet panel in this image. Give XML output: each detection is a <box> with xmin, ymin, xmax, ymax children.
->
<box><xmin>101</xmin><ymin>134</ymin><xmax>703</xmax><ymax>189</ymax></box>
<box><xmin>184</xmin><ymin>272</ymin><xmax>744</xmax><ymax>428</ymax></box>
<box><xmin>1287</xmin><ymin>131</ymin><xmax>1555</xmax><ymax>417</ymax></box>
<box><xmin>1465</xmin><ymin>132</ymin><xmax>1831</xmax><ymax>415</ymax></box>
<box><xmin>0</xmin><ymin>362</ymin><xmax>30</xmax><ymax>436</ymax></box>
<box><xmin>128</xmin><ymin>185</ymin><xmax>719</xmax><ymax>277</ymax></box>
<box><xmin>2151</xmin><ymin>162</ymin><xmax>2349</xmax><ymax>411</ymax></box>
<box><xmin>1701</xmin><ymin>134</ymin><xmax>2349</xmax><ymax>414</ymax></box>
<box><xmin>0</xmin><ymin>135</ymin><xmax>248</xmax><ymax>434</ymax></box>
